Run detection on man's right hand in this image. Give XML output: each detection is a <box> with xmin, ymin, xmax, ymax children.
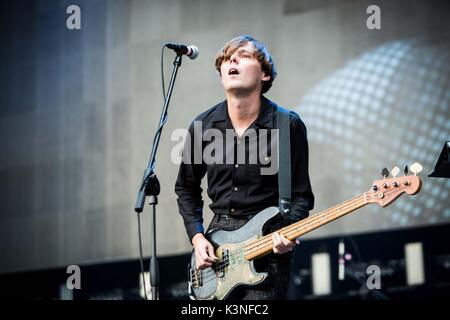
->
<box><xmin>192</xmin><ymin>233</ymin><xmax>218</xmax><ymax>270</ymax></box>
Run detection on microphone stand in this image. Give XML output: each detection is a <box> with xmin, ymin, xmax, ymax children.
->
<box><xmin>134</xmin><ymin>52</ymin><xmax>183</xmax><ymax>300</ymax></box>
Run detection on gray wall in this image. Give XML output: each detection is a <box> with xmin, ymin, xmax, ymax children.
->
<box><xmin>1</xmin><ymin>0</ymin><xmax>449</xmax><ymax>273</ymax></box>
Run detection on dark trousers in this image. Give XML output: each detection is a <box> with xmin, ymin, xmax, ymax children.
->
<box><xmin>207</xmin><ymin>214</ymin><xmax>292</xmax><ymax>300</ymax></box>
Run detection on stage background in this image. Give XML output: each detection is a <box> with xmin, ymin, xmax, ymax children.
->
<box><xmin>1</xmin><ymin>0</ymin><xmax>449</xmax><ymax>274</ymax></box>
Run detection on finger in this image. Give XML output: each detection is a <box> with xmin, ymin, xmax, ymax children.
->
<box><xmin>274</xmin><ymin>233</ymin><xmax>292</xmax><ymax>253</ymax></box>
<box><xmin>199</xmin><ymin>249</ymin><xmax>215</xmax><ymax>264</ymax></box>
<box><xmin>295</xmin><ymin>238</ymin><xmax>301</xmax><ymax>245</ymax></box>
<box><xmin>274</xmin><ymin>247</ymin><xmax>287</xmax><ymax>254</ymax></box>
<box><xmin>276</xmin><ymin>233</ymin><xmax>290</xmax><ymax>251</ymax></box>
<box><xmin>274</xmin><ymin>232</ymin><xmax>282</xmax><ymax>244</ymax></box>
<box><xmin>273</xmin><ymin>233</ymin><xmax>288</xmax><ymax>254</ymax></box>
<box><xmin>280</xmin><ymin>234</ymin><xmax>293</xmax><ymax>246</ymax></box>
<box><xmin>202</xmin><ymin>253</ymin><xmax>216</xmax><ymax>264</ymax></box>
<box><xmin>197</xmin><ymin>253</ymin><xmax>213</xmax><ymax>267</ymax></box>
<box><xmin>207</xmin><ymin>245</ymin><xmax>218</xmax><ymax>260</ymax></box>
<box><xmin>273</xmin><ymin>246</ymin><xmax>282</xmax><ymax>254</ymax></box>
<box><xmin>197</xmin><ymin>262</ymin><xmax>212</xmax><ymax>270</ymax></box>
<box><xmin>272</xmin><ymin>234</ymin><xmax>281</xmax><ymax>253</ymax></box>
<box><xmin>196</xmin><ymin>258</ymin><xmax>210</xmax><ymax>270</ymax></box>
<box><xmin>204</xmin><ymin>258</ymin><xmax>216</xmax><ymax>264</ymax></box>
<box><xmin>280</xmin><ymin>233</ymin><xmax>294</xmax><ymax>247</ymax></box>
<box><xmin>195</xmin><ymin>256</ymin><xmax>207</xmax><ymax>269</ymax></box>
<box><xmin>272</xmin><ymin>233</ymin><xmax>282</xmax><ymax>248</ymax></box>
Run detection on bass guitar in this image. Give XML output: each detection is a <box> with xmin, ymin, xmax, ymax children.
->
<box><xmin>188</xmin><ymin>164</ymin><xmax>423</xmax><ymax>300</ymax></box>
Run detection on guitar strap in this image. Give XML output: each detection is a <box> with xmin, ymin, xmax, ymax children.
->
<box><xmin>276</xmin><ymin>105</ymin><xmax>291</xmax><ymax>217</ymax></box>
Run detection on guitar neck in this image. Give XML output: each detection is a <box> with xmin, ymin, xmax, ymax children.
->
<box><xmin>244</xmin><ymin>193</ymin><xmax>368</xmax><ymax>260</ymax></box>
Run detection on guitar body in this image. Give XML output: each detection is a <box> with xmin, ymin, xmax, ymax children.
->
<box><xmin>188</xmin><ymin>206</ymin><xmax>280</xmax><ymax>300</ymax></box>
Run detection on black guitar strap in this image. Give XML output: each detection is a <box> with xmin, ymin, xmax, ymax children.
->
<box><xmin>276</xmin><ymin>105</ymin><xmax>291</xmax><ymax>217</ymax></box>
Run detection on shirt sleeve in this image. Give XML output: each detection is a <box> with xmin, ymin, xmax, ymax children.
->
<box><xmin>174</xmin><ymin>121</ymin><xmax>207</xmax><ymax>243</ymax></box>
<box><xmin>286</xmin><ymin>112</ymin><xmax>315</xmax><ymax>224</ymax></box>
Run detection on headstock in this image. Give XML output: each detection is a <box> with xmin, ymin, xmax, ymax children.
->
<box><xmin>365</xmin><ymin>163</ymin><xmax>423</xmax><ymax>207</ymax></box>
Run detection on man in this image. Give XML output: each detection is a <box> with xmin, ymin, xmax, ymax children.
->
<box><xmin>175</xmin><ymin>35</ymin><xmax>314</xmax><ymax>299</ymax></box>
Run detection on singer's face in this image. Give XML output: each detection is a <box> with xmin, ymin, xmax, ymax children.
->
<box><xmin>220</xmin><ymin>43</ymin><xmax>270</xmax><ymax>94</ymax></box>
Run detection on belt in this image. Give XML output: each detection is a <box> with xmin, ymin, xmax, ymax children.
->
<box><xmin>216</xmin><ymin>213</ymin><xmax>255</xmax><ymax>220</ymax></box>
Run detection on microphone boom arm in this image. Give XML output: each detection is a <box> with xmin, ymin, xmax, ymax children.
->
<box><xmin>134</xmin><ymin>53</ymin><xmax>182</xmax><ymax>212</ymax></box>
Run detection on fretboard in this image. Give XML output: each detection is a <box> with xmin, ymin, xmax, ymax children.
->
<box><xmin>244</xmin><ymin>194</ymin><xmax>368</xmax><ymax>260</ymax></box>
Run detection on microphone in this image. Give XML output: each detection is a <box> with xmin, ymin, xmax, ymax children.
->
<box><xmin>165</xmin><ymin>43</ymin><xmax>199</xmax><ymax>60</ymax></box>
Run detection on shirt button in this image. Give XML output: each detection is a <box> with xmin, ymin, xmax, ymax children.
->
<box><xmin>234</xmin><ymin>164</ymin><xmax>239</xmax><ymax>168</ymax></box>
<box><xmin>230</xmin><ymin>208</ymin><xmax>235</xmax><ymax>213</ymax></box>
<box><xmin>233</xmin><ymin>187</ymin><xmax>238</xmax><ymax>191</ymax></box>
<box><xmin>237</xmin><ymin>139</ymin><xmax>241</xmax><ymax>144</ymax></box>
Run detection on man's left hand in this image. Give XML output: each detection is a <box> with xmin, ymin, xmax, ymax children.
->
<box><xmin>272</xmin><ymin>232</ymin><xmax>300</xmax><ymax>254</ymax></box>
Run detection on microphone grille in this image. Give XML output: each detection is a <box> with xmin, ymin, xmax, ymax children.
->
<box><xmin>188</xmin><ymin>45</ymin><xmax>199</xmax><ymax>60</ymax></box>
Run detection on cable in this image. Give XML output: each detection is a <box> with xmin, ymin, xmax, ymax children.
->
<box><xmin>161</xmin><ymin>44</ymin><xmax>167</xmax><ymax>100</ymax></box>
<box><xmin>137</xmin><ymin>212</ymin><xmax>148</xmax><ymax>300</ymax></box>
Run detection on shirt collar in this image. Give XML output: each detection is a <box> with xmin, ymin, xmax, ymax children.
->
<box><xmin>211</xmin><ymin>96</ymin><xmax>275</xmax><ymax>129</ymax></box>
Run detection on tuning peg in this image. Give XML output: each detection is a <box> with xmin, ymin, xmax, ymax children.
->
<box><xmin>381</xmin><ymin>168</ymin><xmax>389</xmax><ymax>178</ymax></box>
<box><xmin>410</xmin><ymin>162</ymin><xmax>423</xmax><ymax>176</ymax></box>
<box><xmin>404</xmin><ymin>165</ymin><xmax>408</xmax><ymax>175</ymax></box>
<box><xmin>391</xmin><ymin>166</ymin><xmax>400</xmax><ymax>178</ymax></box>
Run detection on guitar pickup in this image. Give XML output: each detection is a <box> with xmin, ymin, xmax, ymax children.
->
<box><xmin>218</xmin><ymin>249</ymin><xmax>229</xmax><ymax>278</ymax></box>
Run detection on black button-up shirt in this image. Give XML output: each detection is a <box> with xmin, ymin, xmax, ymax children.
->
<box><xmin>175</xmin><ymin>96</ymin><xmax>314</xmax><ymax>242</ymax></box>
